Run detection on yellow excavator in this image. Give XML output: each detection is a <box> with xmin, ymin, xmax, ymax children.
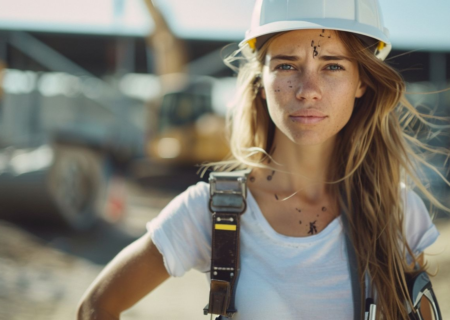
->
<box><xmin>143</xmin><ymin>0</ymin><xmax>230</xmax><ymax>167</ymax></box>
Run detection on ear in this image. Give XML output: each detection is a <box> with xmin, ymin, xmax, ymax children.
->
<box><xmin>355</xmin><ymin>80</ymin><xmax>367</xmax><ymax>99</ymax></box>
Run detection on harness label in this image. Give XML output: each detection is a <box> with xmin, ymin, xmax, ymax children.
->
<box><xmin>215</xmin><ymin>224</ymin><xmax>237</xmax><ymax>231</ymax></box>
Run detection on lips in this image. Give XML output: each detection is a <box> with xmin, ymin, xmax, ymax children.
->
<box><xmin>289</xmin><ymin>109</ymin><xmax>327</xmax><ymax>124</ymax></box>
<box><xmin>290</xmin><ymin>109</ymin><xmax>326</xmax><ymax>117</ymax></box>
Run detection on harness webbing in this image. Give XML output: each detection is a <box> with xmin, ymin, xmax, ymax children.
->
<box><xmin>204</xmin><ymin>169</ymin><xmax>250</xmax><ymax>318</ymax></box>
<box><xmin>340</xmin><ymin>209</ymin><xmax>364</xmax><ymax>320</ymax></box>
<box><xmin>202</xmin><ymin>171</ymin><xmax>441</xmax><ymax>320</ymax></box>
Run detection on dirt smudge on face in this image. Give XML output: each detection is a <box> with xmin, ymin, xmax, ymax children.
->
<box><xmin>312</xmin><ymin>46</ymin><xmax>319</xmax><ymax>58</ymax></box>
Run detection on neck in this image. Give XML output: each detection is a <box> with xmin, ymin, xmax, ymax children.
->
<box><xmin>265</xmin><ymin>129</ymin><xmax>338</xmax><ymax>202</ymax></box>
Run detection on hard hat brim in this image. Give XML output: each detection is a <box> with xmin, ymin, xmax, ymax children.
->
<box><xmin>240</xmin><ymin>18</ymin><xmax>391</xmax><ymax>58</ymax></box>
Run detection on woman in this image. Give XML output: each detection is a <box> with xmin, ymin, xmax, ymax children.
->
<box><xmin>78</xmin><ymin>0</ymin><xmax>444</xmax><ymax>319</ymax></box>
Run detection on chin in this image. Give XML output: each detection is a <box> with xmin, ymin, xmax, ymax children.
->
<box><xmin>275</xmin><ymin>122</ymin><xmax>338</xmax><ymax>147</ymax></box>
<box><xmin>286</xmin><ymin>129</ymin><xmax>337</xmax><ymax>148</ymax></box>
<box><xmin>287</xmin><ymin>131</ymin><xmax>323</xmax><ymax>146</ymax></box>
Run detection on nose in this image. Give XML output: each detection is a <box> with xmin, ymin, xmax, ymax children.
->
<box><xmin>295</xmin><ymin>72</ymin><xmax>322</xmax><ymax>101</ymax></box>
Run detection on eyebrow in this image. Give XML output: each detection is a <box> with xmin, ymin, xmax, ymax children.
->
<box><xmin>320</xmin><ymin>55</ymin><xmax>352</xmax><ymax>62</ymax></box>
<box><xmin>270</xmin><ymin>54</ymin><xmax>352</xmax><ymax>62</ymax></box>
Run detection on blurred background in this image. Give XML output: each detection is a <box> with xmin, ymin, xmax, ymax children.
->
<box><xmin>0</xmin><ymin>0</ymin><xmax>448</xmax><ymax>319</ymax></box>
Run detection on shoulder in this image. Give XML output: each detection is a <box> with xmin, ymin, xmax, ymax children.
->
<box><xmin>178</xmin><ymin>181</ymin><xmax>210</xmax><ymax>208</ymax></box>
<box><xmin>147</xmin><ymin>181</ymin><xmax>210</xmax><ymax>227</ymax></box>
<box><xmin>162</xmin><ymin>181</ymin><xmax>209</xmax><ymax>208</ymax></box>
<box><xmin>400</xmin><ymin>185</ymin><xmax>439</xmax><ymax>256</ymax></box>
<box><xmin>186</xmin><ymin>181</ymin><xmax>210</xmax><ymax>197</ymax></box>
<box><xmin>401</xmin><ymin>185</ymin><xmax>430</xmax><ymax>227</ymax></box>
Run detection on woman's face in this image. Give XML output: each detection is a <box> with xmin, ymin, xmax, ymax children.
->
<box><xmin>261</xmin><ymin>29</ymin><xmax>366</xmax><ymax>147</ymax></box>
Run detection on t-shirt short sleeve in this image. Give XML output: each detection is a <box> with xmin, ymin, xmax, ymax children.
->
<box><xmin>402</xmin><ymin>188</ymin><xmax>440</xmax><ymax>263</ymax></box>
<box><xmin>146</xmin><ymin>182</ymin><xmax>212</xmax><ymax>277</ymax></box>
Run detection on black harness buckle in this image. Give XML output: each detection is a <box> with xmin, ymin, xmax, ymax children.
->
<box><xmin>407</xmin><ymin>271</ymin><xmax>442</xmax><ymax>320</ymax></box>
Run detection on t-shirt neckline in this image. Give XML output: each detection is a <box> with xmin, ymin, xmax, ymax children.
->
<box><xmin>246</xmin><ymin>188</ymin><xmax>343</xmax><ymax>245</ymax></box>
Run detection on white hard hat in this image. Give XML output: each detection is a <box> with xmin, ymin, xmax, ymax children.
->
<box><xmin>241</xmin><ymin>0</ymin><xmax>392</xmax><ymax>61</ymax></box>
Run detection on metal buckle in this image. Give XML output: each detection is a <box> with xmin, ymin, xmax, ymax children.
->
<box><xmin>208</xmin><ymin>198</ymin><xmax>247</xmax><ymax>215</ymax></box>
<box><xmin>209</xmin><ymin>176</ymin><xmax>247</xmax><ymax>198</ymax></box>
<box><xmin>208</xmin><ymin>171</ymin><xmax>249</xmax><ymax>214</ymax></box>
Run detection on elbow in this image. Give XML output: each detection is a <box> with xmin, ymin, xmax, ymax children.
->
<box><xmin>77</xmin><ymin>297</ymin><xmax>97</xmax><ymax>320</ymax></box>
<box><xmin>77</xmin><ymin>295</ymin><xmax>119</xmax><ymax>320</ymax></box>
<box><xmin>77</xmin><ymin>298</ymin><xmax>92</xmax><ymax>320</ymax></box>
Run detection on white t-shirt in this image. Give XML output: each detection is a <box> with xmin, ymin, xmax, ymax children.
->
<box><xmin>146</xmin><ymin>182</ymin><xmax>439</xmax><ymax>320</ymax></box>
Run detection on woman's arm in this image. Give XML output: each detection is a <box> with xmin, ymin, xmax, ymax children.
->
<box><xmin>77</xmin><ymin>233</ymin><xmax>170</xmax><ymax>319</ymax></box>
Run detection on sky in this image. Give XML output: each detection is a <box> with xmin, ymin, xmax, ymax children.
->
<box><xmin>0</xmin><ymin>0</ymin><xmax>154</xmax><ymax>36</ymax></box>
<box><xmin>0</xmin><ymin>0</ymin><xmax>449</xmax><ymax>51</ymax></box>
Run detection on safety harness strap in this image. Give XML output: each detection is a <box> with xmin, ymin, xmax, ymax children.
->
<box><xmin>203</xmin><ymin>172</ymin><xmax>441</xmax><ymax>320</ymax></box>
<box><xmin>406</xmin><ymin>270</ymin><xmax>442</xmax><ymax>319</ymax></box>
<box><xmin>340</xmin><ymin>200</ymin><xmax>442</xmax><ymax>320</ymax></box>
<box><xmin>340</xmin><ymin>210</ymin><xmax>364</xmax><ymax>320</ymax></box>
<box><xmin>204</xmin><ymin>169</ymin><xmax>251</xmax><ymax>318</ymax></box>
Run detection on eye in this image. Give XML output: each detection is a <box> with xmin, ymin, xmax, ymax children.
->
<box><xmin>326</xmin><ymin>64</ymin><xmax>345</xmax><ymax>72</ymax></box>
<box><xmin>275</xmin><ymin>63</ymin><xmax>295</xmax><ymax>71</ymax></box>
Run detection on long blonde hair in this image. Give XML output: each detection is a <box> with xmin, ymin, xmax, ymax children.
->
<box><xmin>203</xmin><ymin>31</ymin><xmax>449</xmax><ymax>319</ymax></box>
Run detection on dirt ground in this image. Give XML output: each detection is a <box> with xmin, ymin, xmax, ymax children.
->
<box><xmin>0</xmin><ymin>218</ymin><xmax>212</xmax><ymax>320</ymax></box>
<box><xmin>0</xmin><ymin>187</ymin><xmax>448</xmax><ymax>319</ymax></box>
